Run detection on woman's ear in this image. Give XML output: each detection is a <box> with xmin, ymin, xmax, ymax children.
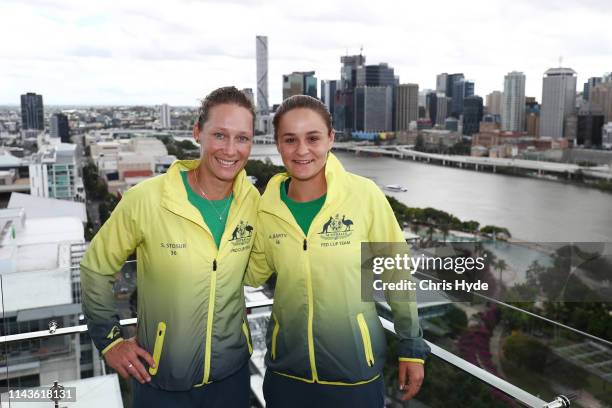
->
<box><xmin>328</xmin><ymin>129</ymin><xmax>336</xmax><ymax>147</ymax></box>
<box><xmin>192</xmin><ymin>123</ymin><xmax>200</xmax><ymax>143</ymax></box>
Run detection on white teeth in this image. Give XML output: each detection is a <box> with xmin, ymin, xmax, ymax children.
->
<box><xmin>216</xmin><ymin>158</ymin><xmax>237</xmax><ymax>167</ymax></box>
<box><xmin>295</xmin><ymin>160</ymin><xmax>312</xmax><ymax>164</ymax></box>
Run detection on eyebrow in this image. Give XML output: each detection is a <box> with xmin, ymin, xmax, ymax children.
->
<box><xmin>211</xmin><ymin>127</ymin><xmax>251</xmax><ymax>135</ymax></box>
<box><xmin>280</xmin><ymin>130</ymin><xmax>322</xmax><ymax>137</ymax></box>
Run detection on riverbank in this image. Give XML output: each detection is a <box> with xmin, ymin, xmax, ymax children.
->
<box><xmin>332</xmin><ymin>143</ymin><xmax>612</xmax><ymax>194</ymax></box>
<box><xmin>250</xmin><ymin>145</ymin><xmax>612</xmax><ymax>242</ymax></box>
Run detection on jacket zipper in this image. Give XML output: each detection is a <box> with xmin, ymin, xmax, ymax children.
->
<box><xmin>202</xmin><ymin>258</ymin><xmax>217</xmax><ymax>384</ymax></box>
<box><xmin>304</xmin><ymin>238</ymin><xmax>318</xmax><ymax>382</ymax></box>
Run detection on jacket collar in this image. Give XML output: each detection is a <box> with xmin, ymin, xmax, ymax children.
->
<box><xmin>260</xmin><ymin>152</ymin><xmax>346</xmax><ymax>217</ymax></box>
<box><xmin>161</xmin><ymin>159</ymin><xmax>250</xmax><ymax>229</ymax></box>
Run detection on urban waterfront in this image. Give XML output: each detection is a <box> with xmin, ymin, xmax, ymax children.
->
<box><xmin>252</xmin><ymin>144</ymin><xmax>612</xmax><ymax>242</ymax></box>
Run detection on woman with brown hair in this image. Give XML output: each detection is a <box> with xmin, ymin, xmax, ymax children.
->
<box><xmin>246</xmin><ymin>95</ymin><xmax>429</xmax><ymax>407</ymax></box>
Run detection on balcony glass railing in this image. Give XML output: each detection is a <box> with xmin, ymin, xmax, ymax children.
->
<box><xmin>2</xmin><ymin>288</ymin><xmax>584</xmax><ymax>407</ymax></box>
<box><xmin>2</xmin><ymin>246</ymin><xmax>609</xmax><ymax>407</ymax></box>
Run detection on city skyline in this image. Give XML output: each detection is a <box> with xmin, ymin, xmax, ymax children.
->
<box><xmin>2</xmin><ymin>0</ymin><xmax>612</xmax><ymax>105</ymax></box>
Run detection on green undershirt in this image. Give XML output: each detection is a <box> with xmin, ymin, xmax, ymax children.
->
<box><xmin>181</xmin><ymin>171</ymin><xmax>233</xmax><ymax>248</ymax></box>
<box><xmin>280</xmin><ymin>178</ymin><xmax>326</xmax><ymax>236</ymax></box>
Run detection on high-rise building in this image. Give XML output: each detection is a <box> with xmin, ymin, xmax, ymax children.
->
<box><xmin>419</xmin><ymin>89</ymin><xmax>433</xmax><ymax>109</ymax></box>
<box><xmin>29</xmin><ymin>144</ymin><xmax>81</xmax><ymax>201</ymax></box>
<box><xmin>526</xmin><ymin>113</ymin><xmax>540</xmax><ymax>136</ymax></box>
<box><xmin>20</xmin><ymin>92</ymin><xmax>44</xmax><ymax>130</ymax></box>
<box><xmin>356</xmin><ymin>63</ymin><xmax>396</xmax><ymax>87</ymax></box>
<box><xmin>446</xmin><ymin>73</ymin><xmax>465</xmax><ymax>98</ymax></box>
<box><xmin>577</xmin><ymin>112</ymin><xmax>605</xmax><ymax>147</ymax></box>
<box><xmin>334</xmin><ymin>54</ymin><xmax>366</xmax><ymax>132</ymax></box>
<box><xmin>463</xmin><ymin>96</ymin><xmax>484</xmax><ymax>136</ymax></box>
<box><xmin>435</xmin><ymin>95</ymin><xmax>450</xmax><ymax>126</ymax></box>
<box><xmin>539</xmin><ymin>68</ymin><xmax>577</xmax><ymax>138</ymax></box>
<box><xmin>426</xmin><ymin>92</ymin><xmax>438</xmax><ymax>124</ymax></box>
<box><xmin>355</xmin><ymin>63</ymin><xmax>397</xmax><ymax>128</ymax></box>
<box><xmin>451</xmin><ymin>80</ymin><xmax>474</xmax><ymax>116</ymax></box>
<box><xmin>501</xmin><ymin>71</ymin><xmax>526</xmax><ymax>132</ymax></box>
<box><xmin>354</xmin><ymin>86</ymin><xmax>393</xmax><ymax>132</ymax></box>
<box><xmin>50</xmin><ymin>113</ymin><xmax>70</xmax><ymax>143</ymax></box>
<box><xmin>304</xmin><ymin>74</ymin><xmax>317</xmax><ymax>98</ymax></box>
<box><xmin>321</xmin><ymin>80</ymin><xmax>338</xmax><ymax>117</ymax></box>
<box><xmin>583</xmin><ymin>77</ymin><xmax>603</xmax><ymax>101</ymax></box>
<box><xmin>395</xmin><ymin>84</ymin><xmax>419</xmax><ymax>131</ymax></box>
<box><xmin>525</xmin><ymin>96</ymin><xmax>538</xmax><ymax>109</ymax></box>
<box><xmin>256</xmin><ymin>35</ymin><xmax>269</xmax><ymax>114</ymax></box>
<box><xmin>159</xmin><ymin>104</ymin><xmax>171</xmax><ymax>129</ymax></box>
<box><xmin>564</xmin><ymin>114</ymin><xmax>578</xmax><ymax>141</ymax></box>
<box><xmin>590</xmin><ymin>82</ymin><xmax>612</xmax><ymax>123</ymax></box>
<box><xmin>340</xmin><ymin>54</ymin><xmax>366</xmax><ymax>90</ymax></box>
<box><xmin>282</xmin><ymin>71</ymin><xmax>317</xmax><ymax>100</ymax></box>
<box><xmin>486</xmin><ymin>91</ymin><xmax>503</xmax><ymax>116</ymax></box>
<box><xmin>436</xmin><ymin>73</ymin><xmax>448</xmax><ymax>94</ymax></box>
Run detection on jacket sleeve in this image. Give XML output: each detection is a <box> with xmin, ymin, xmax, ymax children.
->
<box><xmin>244</xmin><ymin>213</ymin><xmax>274</xmax><ymax>287</ymax></box>
<box><xmin>80</xmin><ymin>189</ymin><xmax>143</xmax><ymax>355</ymax></box>
<box><xmin>367</xmin><ymin>184</ymin><xmax>430</xmax><ymax>363</ymax></box>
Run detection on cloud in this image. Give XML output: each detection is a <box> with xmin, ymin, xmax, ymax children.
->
<box><xmin>2</xmin><ymin>0</ymin><xmax>612</xmax><ymax>105</ymax></box>
<box><xmin>69</xmin><ymin>45</ymin><xmax>113</xmax><ymax>58</ymax></box>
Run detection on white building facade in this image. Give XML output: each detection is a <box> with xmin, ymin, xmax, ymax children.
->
<box><xmin>502</xmin><ymin>72</ymin><xmax>526</xmax><ymax>132</ymax></box>
<box><xmin>539</xmin><ymin>68</ymin><xmax>577</xmax><ymax>138</ymax></box>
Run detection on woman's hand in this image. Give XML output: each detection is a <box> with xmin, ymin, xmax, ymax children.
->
<box><xmin>398</xmin><ymin>361</ymin><xmax>424</xmax><ymax>400</ymax></box>
<box><xmin>103</xmin><ymin>337</ymin><xmax>156</xmax><ymax>384</ymax></box>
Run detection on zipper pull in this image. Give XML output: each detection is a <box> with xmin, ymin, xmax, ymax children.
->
<box><xmin>213</xmin><ymin>259</ymin><xmax>217</xmax><ymax>271</ymax></box>
<box><xmin>303</xmin><ymin>239</ymin><xmax>307</xmax><ymax>251</ymax></box>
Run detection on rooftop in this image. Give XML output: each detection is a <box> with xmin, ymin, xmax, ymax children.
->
<box><xmin>8</xmin><ymin>193</ymin><xmax>87</xmax><ymax>223</ymax></box>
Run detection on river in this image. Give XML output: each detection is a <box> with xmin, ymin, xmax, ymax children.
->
<box><xmin>251</xmin><ymin>144</ymin><xmax>612</xmax><ymax>242</ymax></box>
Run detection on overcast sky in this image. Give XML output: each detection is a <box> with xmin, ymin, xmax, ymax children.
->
<box><xmin>2</xmin><ymin>0</ymin><xmax>611</xmax><ymax>106</ymax></box>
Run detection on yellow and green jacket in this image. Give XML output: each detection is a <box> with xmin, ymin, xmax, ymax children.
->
<box><xmin>81</xmin><ymin>160</ymin><xmax>259</xmax><ymax>391</ymax></box>
<box><xmin>245</xmin><ymin>153</ymin><xmax>430</xmax><ymax>384</ymax></box>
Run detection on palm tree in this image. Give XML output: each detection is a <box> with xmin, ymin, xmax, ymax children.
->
<box><xmin>426</xmin><ymin>225</ymin><xmax>435</xmax><ymax>244</ymax></box>
<box><xmin>440</xmin><ymin>223</ymin><xmax>450</xmax><ymax>243</ymax></box>
<box><xmin>495</xmin><ymin>258</ymin><xmax>508</xmax><ymax>295</ymax></box>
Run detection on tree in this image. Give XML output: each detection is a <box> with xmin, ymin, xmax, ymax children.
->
<box><xmin>244</xmin><ymin>159</ymin><xmax>285</xmax><ymax>192</ymax></box>
<box><xmin>480</xmin><ymin>225</ymin><xmax>511</xmax><ymax>239</ymax></box>
<box><xmin>440</xmin><ymin>223</ymin><xmax>450</xmax><ymax>243</ymax></box>
<box><xmin>494</xmin><ymin>258</ymin><xmax>507</xmax><ymax>295</ymax></box>
<box><xmin>426</xmin><ymin>225</ymin><xmax>435</xmax><ymax>243</ymax></box>
<box><xmin>446</xmin><ymin>306</ymin><xmax>468</xmax><ymax>333</ymax></box>
<box><xmin>503</xmin><ymin>332</ymin><xmax>549</xmax><ymax>373</ymax></box>
<box><xmin>177</xmin><ymin>139</ymin><xmax>198</xmax><ymax>150</ymax></box>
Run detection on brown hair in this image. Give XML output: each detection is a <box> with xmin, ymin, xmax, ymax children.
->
<box><xmin>273</xmin><ymin>95</ymin><xmax>333</xmax><ymax>141</ymax></box>
<box><xmin>197</xmin><ymin>86</ymin><xmax>255</xmax><ymax>129</ymax></box>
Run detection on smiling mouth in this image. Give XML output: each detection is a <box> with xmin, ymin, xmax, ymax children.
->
<box><xmin>216</xmin><ymin>157</ymin><xmax>239</xmax><ymax>168</ymax></box>
<box><xmin>293</xmin><ymin>159</ymin><xmax>314</xmax><ymax>165</ymax></box>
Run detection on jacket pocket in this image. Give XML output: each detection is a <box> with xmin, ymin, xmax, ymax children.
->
<box><xmin>149</xmin><ymin>322</ymin><xmax>167</xmax><ymax>376</ymax></box>
<box><xmin>271</xmin><ymin>313</ymin><xmax>280</xmax><ymax>360</ymax></box>
<box><xmin>242</xmin><ymin>320</ymin><xmax>253</xmax><ymax>355</ymax></box>
<box><xmin>356</xmin><ymin>313</ymin><xmax>375</xmax><ymax>367</ymax></box>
